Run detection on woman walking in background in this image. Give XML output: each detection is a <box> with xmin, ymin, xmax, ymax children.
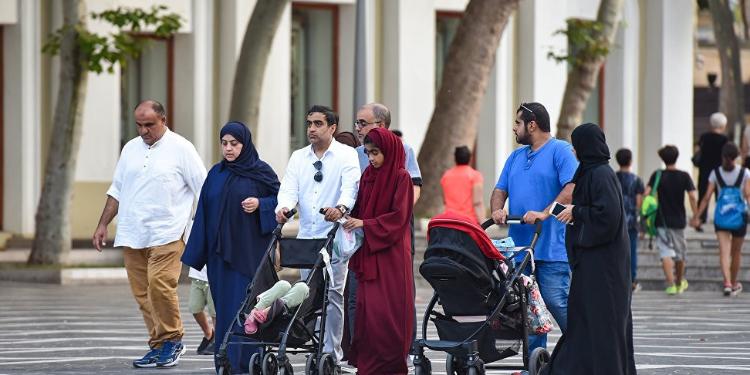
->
<box><xmin>182</xmin><ymin>122</ymin><xmax>280</xmax><ymax>373</ymax></box>
<box><xmin>691</xmin><ymin>142</ymin><xmax>749</xmax><ymax>296</ymax></box>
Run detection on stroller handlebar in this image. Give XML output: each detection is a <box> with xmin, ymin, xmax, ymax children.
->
<box><xmin>284</xmin><ymin>208</ymin><xmax>297</xmax><ymax>219</ymax></box>
<box><xmin>481</xmin><ymin>215</ymin><xmax>532</xmax><ymax>229</ymax></box>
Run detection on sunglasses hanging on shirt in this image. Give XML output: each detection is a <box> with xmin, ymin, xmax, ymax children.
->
<box><xmin>313</xmin><ymin>160</ymin><xmax>323</xmax><ymax>182</ymax></box>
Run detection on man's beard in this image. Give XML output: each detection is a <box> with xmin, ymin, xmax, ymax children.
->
<box><xmin>516</xmin><ymin>133</ymin><xmax>531</xmax><ymax>145</ymax></box>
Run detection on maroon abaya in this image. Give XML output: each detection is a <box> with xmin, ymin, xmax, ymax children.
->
<box><xmin>348</xmin><ymin>128</ymin><xmax>415</xmax><ymax>375</ymax></box>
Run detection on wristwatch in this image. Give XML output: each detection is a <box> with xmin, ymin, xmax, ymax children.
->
<box><xmin>336</xmin><ymin>204</ymin><xmax>349</xmax><ymax>214</ymax></box>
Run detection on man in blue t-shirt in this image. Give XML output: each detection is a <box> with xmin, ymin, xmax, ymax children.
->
<box><xmin>490</xmin><ymin>102</ymin><xmax>578</xmax><ymax>354</ymax></box>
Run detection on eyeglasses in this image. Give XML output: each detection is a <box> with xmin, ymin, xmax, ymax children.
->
<box><xmin>354</xmin><ymin>120</ymin><xmax>380</xmax><ymax>129</ymax></box>
<box><xmin>313</xmin><ymin>160</ymin><xmax>323</xmax><ymax>182</ymax></box>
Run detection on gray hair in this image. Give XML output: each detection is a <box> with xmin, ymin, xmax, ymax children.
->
<box><xmin>710</xmin><ymin>112</ymin><xmax>727</xmax><ymax>129</ymax></box>
<box><xmin>364</xmin><ymin>103</ymin><xmax>391</xmax><ymax>129</ymax></box>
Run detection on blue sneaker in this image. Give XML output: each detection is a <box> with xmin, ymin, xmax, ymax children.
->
<box><xmin>132</xmin><ymin>347</ymin><xmax>160</xmax><ymax>368</ymax></box>
<box><xmin>155</xmin><ymin>341</ymin><xmax>186</xmax><ymax>368</ymax></box>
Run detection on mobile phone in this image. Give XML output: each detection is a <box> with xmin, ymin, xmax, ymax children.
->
<box><xmin>549</xmin><ymin>201</ymin><xmax>566</xmax><ymax>216</ymax></box>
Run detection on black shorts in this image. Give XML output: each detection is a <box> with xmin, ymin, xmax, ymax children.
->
<box><xmin>714</xmin><ymin>224</ymin><xmax>747</xmax><ymax>238</ymax></box>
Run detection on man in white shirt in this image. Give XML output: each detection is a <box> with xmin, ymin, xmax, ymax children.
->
<box><xmin>92</xmin><ymin>100</ymin><xmax>207</xmax><ymax>369</ymax></box>
<box><xmin>275</xmin><ymin>105</ymin><xmax>360</xmax><ymax>363</ymax></box>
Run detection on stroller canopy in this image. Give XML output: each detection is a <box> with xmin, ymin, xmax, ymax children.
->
<box><xmin>427</xmin><ymin>212</ymin><xmax>504</xmax><ymax>261</ymax></box>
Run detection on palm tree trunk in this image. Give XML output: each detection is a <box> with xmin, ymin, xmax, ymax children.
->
<box><xmin>415</xmin><ymin>0</ymin><xmax>519</xmax><ymax>217</ymax></box>
<box><xmin>29</xmin><ymin>0</ymin><xmax>88</xmax><ymax>265</ymax></box>
<box><xmin>228</xmin><ymin>0</ymin><xmax>290</xmax><ymax>136</ymax></box>
<box><xmin>709</xmin><ymin>0</ymin><xmax>745</xmax><ymax>141</ymax></box>
<box><xmin>555</xmin><ymin>0</ymin><xmax>623</xmax><ymax>140</ymax></box>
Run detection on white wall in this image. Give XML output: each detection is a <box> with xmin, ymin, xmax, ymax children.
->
<box><xmin>516</xmin><ymin>0</ymin><xmax>568</xmax><ymax>134</ymax></box>
<box><xmin>641</xmin><ymin>0</ymin><xmax>694</xmax><ymax>174</ymax></box>
<box><xmin>0</xmin><ymin>0</ymin><xmax>17</xmax><ymax>24</ymax></box>
<box><xmin>3</xmin><ymin>0</ymin><xmax>41</xmax><ymax>234</ymax></box>
<box><xmin>381</xmin><ymin>0</ymin><xmax>435</xmax><ymax>152</ymax></box>
<box><xmin>604</xmin><ymin>0</ymin><xmax>640</xmax><ymax>172</ymax></box>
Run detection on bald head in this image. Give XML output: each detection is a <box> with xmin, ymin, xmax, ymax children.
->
<box><xmin>134</xmin><ymin>99</ymin><xmax>168</xmax><ymax>145</ymax></box>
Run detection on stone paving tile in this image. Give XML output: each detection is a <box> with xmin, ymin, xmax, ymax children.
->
<box><xmin>0</xmin><ymin>282</ymin><xmax>749</xmax><ymax>374</ymax></box>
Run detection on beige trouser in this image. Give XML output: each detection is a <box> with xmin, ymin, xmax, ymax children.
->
<box><xmin>123</xmin><ymin>239</ymin><xmax>185</xmax><ymax>348</ymax></box>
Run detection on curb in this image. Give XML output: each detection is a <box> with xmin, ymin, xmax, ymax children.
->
<box><xmin>0</xmin><ymin>267</ymin><xmax>128</xmax><ymax>285</ymax></box>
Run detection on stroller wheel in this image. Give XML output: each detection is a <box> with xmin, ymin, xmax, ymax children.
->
<box><xmin>318</xmin><ymin>353</ymin><xmax>338</xmax><ymax>375</ymax></box>
<box><xmin>413</xmin><ymin>355</ymin><xmax>432</xmax><ymax>375</ymax></box>
<box><xmin>304</xmin><ymin>354</ymin><xmax>317</xmax><ymax>375</ymax></box>
<box><xmin>262</xmin><ymin>352</ymin><xmax>279</xmax><ymax>375</ymax></box>
<box><xmin>466</xmin><ymin>365</ymin><xmax>484</xmax><ymax>375</ymax></box>
<box><xmin>249</xmin><ymin>352</ymin><xmax>262</xmax><ymax>375</ymax></box>
<box><xmin>528</xmin><ymin>347</ymin><xmax>550</xmax><ymax>375</ymax></box>
<box><xmin>445</xmin><ymin>354</ymin><xmax>458</xmax><ymax>375</ymax></box>
<box><xmin>279</xmin><ymin>359</ymin><xmax>294</xmax><ymax>375</ymax></box>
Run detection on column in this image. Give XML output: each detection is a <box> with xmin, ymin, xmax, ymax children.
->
<box><xmin>477</xmin><ymin>15</ymin><xmax>516</xmax><ymax>204</ymax></box>
<box><xmin>603</xmin><ymin>0</ymin><xmax>640</xmax><ymax>171</ymax></box>
<box><xmin>516</xmin><ymin>0</ymin><xmax>569</xmax><ymax>134</ymax></box>
<box><xmin>3</xmin><ymin>0</ymin><xmax>42</xmax><ymax>235</ymax></box>
<box><xmin>640</xmin><ymin>0</ymin><xmax>694</xmax><ymax>174</ymax></box>
<box><xmin>381</xmin><ymin>0</ymin><xmax>435</xmax><ymax>152</ymax></box>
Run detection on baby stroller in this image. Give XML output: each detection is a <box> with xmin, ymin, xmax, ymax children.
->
<box><xmin>412</xmin><ymin>212</ymin><xmax>551</xmax><ymax>375</ymax></box>
<box><xmin>216</xmin><ymin>209</ymin><xmax>342</xmax><ymax>375</ymax></box>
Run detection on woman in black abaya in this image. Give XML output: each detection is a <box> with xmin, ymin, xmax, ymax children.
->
<box><xmin>541</xmin><ymin>123</ymin><xmax>636</xmax><ymax>375</ymax></box>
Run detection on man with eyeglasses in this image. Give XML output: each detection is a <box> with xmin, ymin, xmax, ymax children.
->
<box><xmin>275</xmin><ymin>105</ymin><xmax>360</xmax><ymax>363</ymax></box>
<box><xmin>490</xmin><ymin>102</ymin><xmax>578</xmax><ymax>356</ymax></box>
<box><xmin>347</xmin><ymin>102</ymin><xmax>422</xmax><ymax>357</ymax></box>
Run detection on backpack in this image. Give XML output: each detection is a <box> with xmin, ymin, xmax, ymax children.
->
<box><xmin>617</xmin><ymin>172</ymin><xmax>639</xmax><ymax>230</ymax></box>
<box><xmin>713</xmin><ymin>167</ymin><xmax>747</xmax><ymax>230</ymax></box>
<box><xmin>641</xmin><ymin>170</ymin><xmax>662</xmax><ymax>238</ymax></box>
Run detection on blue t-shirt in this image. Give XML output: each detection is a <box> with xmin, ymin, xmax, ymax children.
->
<box><xmin>357</xmin><ymin>142</ymin><xmax>422</xmax><ymax>185</ymax></box>
<box><xmin>496</xmin><ymin>138</ymin><xmax>579</xmax><ymax>262</ymax></box>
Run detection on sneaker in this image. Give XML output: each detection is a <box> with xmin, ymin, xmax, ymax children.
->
<box><xmin>665</xmin><ymin>285</ymin><xmax>678</xmax><ymax>295</ymax></box>
<box><xmin>155</xmin><ymin>341</ymin><xmax>186</xmax><ymax>368</ymax></box>
<box><xmin>731</xmin><ymin>282</ymin><xmax>743</xmax><ymax>297</ymax></box>
<box><xmin>677</xmin><ymin>279</ymin><xmax>689</xmax><ymax>293</ymax></box>
<box><xmin>132</xmin><ymin>347</ymin><xmax>160</xmax><ymax>368</ymax></box>
<box><xmin>632</xmin><ymin>282</ymin><xmax>642</xmax><ymax>293</ymax></box>
<box><xmin>196</xmin><ymin>334</ymin><xmax>214</xmax><ymax>355</ymax></box>
<box><xmin>724</xmin><ymin>283</ymin><xmax>733</xmax><ymax>296</ymax></box>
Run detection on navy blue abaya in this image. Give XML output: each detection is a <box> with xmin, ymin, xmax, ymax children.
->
<box><xmin>183</xmin><ymin>164</ymin><xmax>278</xmax><ymax>373</ymax></box>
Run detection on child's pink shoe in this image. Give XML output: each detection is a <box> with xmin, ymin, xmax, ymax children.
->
<box><xmin>244</xmin><ymin>315</ymin><xmax>258</xmax><ymax>334</ymax></box>
<box><xmin>251</xmin><ymin>307</ymin><xmax>269</xmax><ymax>324</ymax></box>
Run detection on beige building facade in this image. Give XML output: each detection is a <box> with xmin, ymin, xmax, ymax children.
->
<box><xmin>1</xmin><ymin>0</ymin><xmax>695</xmax><ymax>239</ymax></box>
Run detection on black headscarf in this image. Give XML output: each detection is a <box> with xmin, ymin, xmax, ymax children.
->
<box><xmin>216</xmin><ymin>122</ymin><xmax>280</xmax><ymax>273</ymax></box>
<box><xmin>571</xmin><ymin>123</ymin><xmax>610</xmax><ymax>183</ymax></box>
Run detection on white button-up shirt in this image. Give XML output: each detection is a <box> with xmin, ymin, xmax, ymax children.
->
<box><xmin>276</xmin><ymin>140</ymin><xmax>360</xmax><ymax>239</ymax></box>
<box><xmin>107</xmin><ymin>130</ymin><xmax>207</xmax><ymax>249</ymax></box>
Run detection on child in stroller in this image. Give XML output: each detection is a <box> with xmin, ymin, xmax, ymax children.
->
<box><xmin>412</xmin><ymin>211</ymin><xmax>552</xmax><ymax>375</ymax></box>
<box><xmin>216</xmin><ymin>209</ymin><xmax>343</xmax><ymax>375</ymax></box>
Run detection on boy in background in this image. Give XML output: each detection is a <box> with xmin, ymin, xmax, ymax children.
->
<box><xmin>615</xmin><ymin>148</ymin><xmax>645</xmax><ymax>292</ymax></box>
<box><xmin>644</xmin><ymin>145</ymin><xmax>698</xmax><ymax>295</ymax></box>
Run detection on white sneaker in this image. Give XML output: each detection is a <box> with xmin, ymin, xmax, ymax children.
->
<box><xmin>731</xmin><ymin>282</ymin><xmax>743</xmax><ymax>297</ymax></box>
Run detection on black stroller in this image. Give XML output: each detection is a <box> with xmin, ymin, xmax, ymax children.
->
<box><xmin>216</xmin><ymin>209</ymin><xmax>342</xmax><ymax>375</ymax></box>
<box><xmin>412</xmin><ymin>212</ymin><xmax>551</xmax><ymax>375</ymax></box>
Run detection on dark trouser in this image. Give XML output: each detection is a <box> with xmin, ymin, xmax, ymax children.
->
<box><xmin>348</xmin><ymin>215</ymin><xmax>417</xmax><ymax>353</ymax></box>
<box><xmin>629</xmin><ymin>228</ymin><xmax>639</xmax><ymax>283</ymax></box>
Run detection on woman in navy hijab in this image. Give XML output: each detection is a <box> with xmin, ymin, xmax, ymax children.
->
<box><xmin>183</xmin><ymin>121</ymin><xmax>279</xmax><ymax>373</ymax></box>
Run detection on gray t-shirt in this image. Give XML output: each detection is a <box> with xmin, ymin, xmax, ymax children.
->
<box><xmin>708</xmin><ymin>166</ymin><xmax>750</xmax><ymax>189</ymax></box>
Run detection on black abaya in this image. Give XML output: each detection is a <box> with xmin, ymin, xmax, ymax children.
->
<box><xmin>542</xmin><ymin>124</ymin><xmax>636</xmax><ymax>375</ymax></box>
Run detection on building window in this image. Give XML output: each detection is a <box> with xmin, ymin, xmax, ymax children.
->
<box><xmin>120</xmin><ymin>36</ymin><xmax>174</xmax><ymax>148</ymax></box>
<box><xmin>291</xmin><ymin>4</ymin><xmax>338</xmax><ymax>151</ymax></box>
<box><xmin>436</xmin><ymin>12</ymin><xmax>462</xmax><ymax>91</ymax></box>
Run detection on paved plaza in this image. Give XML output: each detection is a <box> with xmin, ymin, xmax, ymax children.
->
<box><xmin>0</xmin><ymin>280</ymin><xmax>749</xmax><ymax>375</ymax></box>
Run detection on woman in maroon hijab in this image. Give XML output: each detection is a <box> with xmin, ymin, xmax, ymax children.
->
<box><xmin>343</xmin><ymin>127</ymin><xmax>415</xmax><ymax>374</ymax></box>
